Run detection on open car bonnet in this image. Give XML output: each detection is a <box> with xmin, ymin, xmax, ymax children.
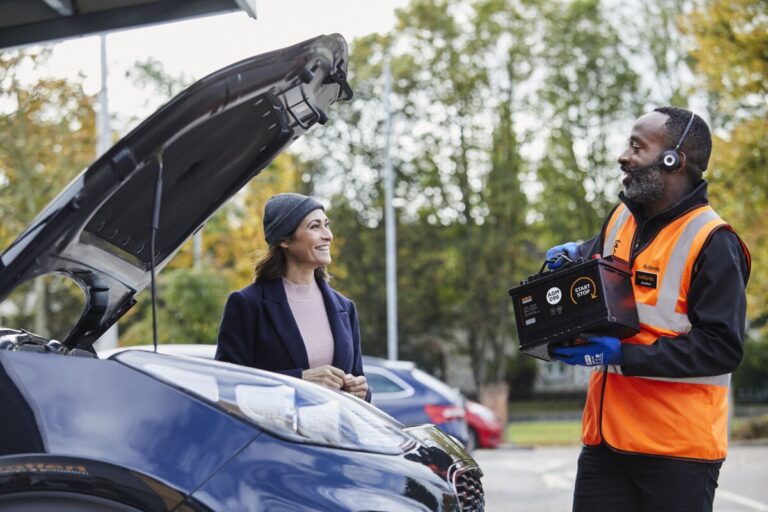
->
<box><xmin>0</xmin><ymin>34</ymin><xmax>351</xmax><ymax>350</ymax></box>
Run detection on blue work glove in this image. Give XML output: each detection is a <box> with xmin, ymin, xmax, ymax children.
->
<box><xmin>545</xmin><ymin>242</ymin><xmax>580</xmax><ymax>270</ymax></box>
<box><xmin>551</xmin><ymin>336</ymin><xmax>623</xmax><ymax>366</ymax></box>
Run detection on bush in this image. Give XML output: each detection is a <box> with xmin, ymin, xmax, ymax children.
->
<box><xmin>119</xmin><ymin>268</ymin><xmax>230</xmax><ymax>346</ymax></box>
<box><xmin>506</xmin><ymin>353</ymin><xmax>538</xmax><ymax>400</ymax></box>
<box><xmin>733</xmin><ymin>337</ymin><xmax>768</xmax><ymax>404</ymax></box>
<box><xmin>732</xmin><ymin>414</ymin><xmax>768</xmax><ymax>441</ymax></box>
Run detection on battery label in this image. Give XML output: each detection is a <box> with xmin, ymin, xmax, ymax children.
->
<box><xmin>522</xmin><ymin>302</ymin><xmax>540</xmax><ymax>316</ymax></box>
<box><xmin>546</xmin><ymin>287</ymin><xmax>562</xmax><ymax>305</ymax></box>
<box><xmin>570</xmin><ymin>276</ymin><xmax>598</xmax><ymax>304</ymax></box>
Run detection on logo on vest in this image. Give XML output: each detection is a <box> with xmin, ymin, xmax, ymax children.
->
<box><xmin>546</xmin><ymin>287</ymin><xmax>562</xmax><ymax>305</ymax></box>
<box><xmin>570</xmin><ymin>276</ymin><xmax>598</xmax><ymax>304</ymax></box>
<box><xmin>635</xmin><ymin>270</ymin><xmax>658</xmax><ymax>289</ymax></box>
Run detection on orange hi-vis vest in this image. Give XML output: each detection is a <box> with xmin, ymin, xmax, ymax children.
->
<box><xmin>582</xmin><ymin>203</ymin><xmax>747</xmax><ymax>461</ymax></box>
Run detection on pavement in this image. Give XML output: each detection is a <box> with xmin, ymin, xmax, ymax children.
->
<box><xmin>473</xmin><ymin>444</ymin><xmax>768</xmax><ymax>511</ymax></box>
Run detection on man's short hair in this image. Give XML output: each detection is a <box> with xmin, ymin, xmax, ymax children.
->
<box><xmin>653</xmin><ymin>106</ymin><xmax>712</xmax><ymax>182</ymax></box>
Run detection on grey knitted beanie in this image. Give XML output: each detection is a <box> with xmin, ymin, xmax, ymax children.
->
<box><xmin>263</xmin><ymin>193</ymin><xmax>324</xmax><ymax>246</ymax></box>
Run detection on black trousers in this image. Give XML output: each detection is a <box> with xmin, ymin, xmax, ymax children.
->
<box><xmin>572</xmin><ymin>444</ymin><xmax>722</xmax><ymax>512</ymax></box>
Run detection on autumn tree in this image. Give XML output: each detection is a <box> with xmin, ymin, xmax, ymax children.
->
<box><xmin>685</xmin><ymin>0</ymin><xmax>767</xmax><ymax>334</ymax></box>
<box><xmin>681</xmin><ymin>0</ymin><xmax>768</xmax><ymax>398</ymax></box>
<box><xmin>0</xmin><ymin>49</ymin><xmax>96</xmax><ymax>337</ymax></box>
<box><xmin>0</xmin><ymin>49</ymin><xmax>96</xmax><ymax>247</ymax></box>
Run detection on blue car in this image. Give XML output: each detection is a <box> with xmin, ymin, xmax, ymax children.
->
<box><xmin>364</xmin><ymin>356</ymin><xmax>470</xmax><ymax>447</ymax></box>
<box><xmin>0</xmin><ymin>35</ymin><xmax>484</xmax><ymax>511</ymax></box>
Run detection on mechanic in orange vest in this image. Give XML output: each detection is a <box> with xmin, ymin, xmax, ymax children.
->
<box><xmin>547</xmin><ymin>107</ymin><xmax>750</xmax><ymax>512</ymax></box>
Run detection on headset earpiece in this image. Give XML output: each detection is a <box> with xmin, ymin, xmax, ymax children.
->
<box><xmin>661</xmin><ymin>111</ymin><xmax>695</xmax><ymax>172</ymax></box>
<box><xmin>660</xmin><ymin>149</ymin><xmax>681</xmax><ymax>171</ymax></box>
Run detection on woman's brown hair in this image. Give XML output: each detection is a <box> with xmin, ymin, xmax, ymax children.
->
<box><xmin>253</xmin><ymin>244</ymin><xmax>329</xmax><ymax>283</ymax></box>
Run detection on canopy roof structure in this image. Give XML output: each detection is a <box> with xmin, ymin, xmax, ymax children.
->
<box><xmin>0</xmin><ymin>0</ymin><xmax>257</xmax><ymax>49</ymax></box>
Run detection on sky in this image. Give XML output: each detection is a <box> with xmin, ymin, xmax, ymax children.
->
<box><xmin>29</xmin><ymin>0</ymin><xmax>409</xmax><ymax>122</ymax></box>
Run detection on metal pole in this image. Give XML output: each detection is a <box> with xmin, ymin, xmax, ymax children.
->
<box><xmin>193</xmin><ymin>231</ymin><xmax>202</xmax><ymax>269</ymax></box>
<box><xmin>94</xmin><ymin>33</ymin><xmax>118</xmax><ymax>352</ymax></box>
<box><xmin>97</xmin><ymin>34</ymin><xmax>110</xmax><ymax>157</ymax></box>
<box><xmin>384</xmin><ymin>56</ymin><xmax>398</xmax><ymax>361</ymax></box>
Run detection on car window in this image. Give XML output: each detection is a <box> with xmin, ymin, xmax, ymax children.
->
<box><xmin>0</xmin><ymin>274</ymin><xmax>85</xmax><ymax>342</ymax></box>
<box><xmin>368</xmin><ymin>372</ymin><xmax>406</xmax><ymax>394</ymax></box>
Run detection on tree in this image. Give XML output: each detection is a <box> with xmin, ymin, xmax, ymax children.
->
<box><xmin>0</xmin><ymin>49</ymin><xmax>96</xmax><ymax>248</ymax></box>
<box><xmin>120</xmin><ymin>268</ymin><xmax>230</xmax><ymax>345</ymax></box>
<box><xmin>684</xmin><ymin>0</ymin><xmax>767</xmax><ymax>336</ymax></box>
<box><xmin>531</xmin><ymin>0</ymin><xmax>644</xmax><ymax>246</ymax></box>
<box><xmin>0</xmin><ymin>49</ymin><xmax>96</xmax><ymax>338</ymax></box>
<box><xmin>298</xmin><ymin>0</ymin><xmax>659</xmax><ymax>408</ymax></box>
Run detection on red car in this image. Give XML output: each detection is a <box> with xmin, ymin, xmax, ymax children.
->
<box><xmin>465</xmin><ymin>400</ymin><xmax>504</xmax><ymax>449</ymax></box>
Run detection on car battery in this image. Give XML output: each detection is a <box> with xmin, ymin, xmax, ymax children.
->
<box><xmin>508</xmin><ymin>256</ymin><xmax>640</xmax><ymax>361</ymax></box>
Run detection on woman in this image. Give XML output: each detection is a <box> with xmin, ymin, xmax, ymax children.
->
<box><xmin>215</xmin><ymin>193</ymin><xmax>369</xmax><ymax>401</ymax></box>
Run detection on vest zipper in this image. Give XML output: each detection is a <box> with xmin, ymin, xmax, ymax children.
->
<box><xmin>629</xmin><ymin>224</ymin><xmax>642</xmax><ymax>265</ymax></box>
<box><xmin>628</xmin><ymin>204</ymin><xmax>705</xmax><ymax>266</ymax></box>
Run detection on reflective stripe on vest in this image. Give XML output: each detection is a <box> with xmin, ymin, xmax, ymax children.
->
<box><xmin>634</xmin><ymin>208</ymin><xmax>720</xmax><ymax>333</ymax></box>
<box><xmin>582</xmin><ymin>203</ymin><xmax>733</xmax><ymax>461</ymax></box>
<box><xmin>602</xmin><ymin>207</ymin><xmax>631</xmax><ymax>259</ymax></box>
<box><xmin>604</xmin><ymin>365</ymin><xmax>730</xmax><ymax>387</ymax></box>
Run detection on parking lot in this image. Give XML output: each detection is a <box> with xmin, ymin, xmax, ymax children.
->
<box><xmin>474</xmin><ymin>444</ymin><xmax>768</xmax><ymax>511</ymax></box>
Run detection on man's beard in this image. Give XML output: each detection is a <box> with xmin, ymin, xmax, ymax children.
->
<box><xmin>623</xmin><ymin>165</ymin><xmax>664</xmax><ymax>204</ymax></box>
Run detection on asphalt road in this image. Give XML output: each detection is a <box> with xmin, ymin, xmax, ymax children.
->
<box><xmin>473</xmin><ymin>444</ymin><xmax>768</xmax><ymax>511</ymax></box>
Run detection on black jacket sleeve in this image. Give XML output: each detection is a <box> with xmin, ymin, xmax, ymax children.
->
<box><xmin>622</xmin><ymin>228</ymin><xmax>750</xmax><ymax>377</ymax></box>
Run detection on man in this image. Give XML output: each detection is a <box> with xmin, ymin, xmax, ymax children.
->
<box><xmin>547</xmin><ymin>107</ymin><xmax>750</xmax><ymax>512</ymax></box>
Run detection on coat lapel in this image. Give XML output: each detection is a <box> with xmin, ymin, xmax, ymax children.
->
<box><xmin>261</xmin><ymin>278</ymin><xmax>310</xmax><ymax>370</ymax></box>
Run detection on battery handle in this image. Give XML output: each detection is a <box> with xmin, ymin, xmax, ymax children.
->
<box><xmin>538</xmin><ymin>255</ymin><xmax>588</xmax><ymax>275</ymax></box>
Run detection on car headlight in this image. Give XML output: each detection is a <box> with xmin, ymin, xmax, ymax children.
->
<box><xmin>114</xmin><ymin>350</ymin><xmax>414</xmax><ymax>455</ymax></box>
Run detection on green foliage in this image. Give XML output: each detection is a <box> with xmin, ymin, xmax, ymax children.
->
<box><xmin>732</xmin><ymin>414</ymin><xmax>768</xmax><ymax>441</ymax></box>
<box><xmin>303</xmin><ymin>0</ymin><xmax>649</xmax><ymax>390</ymax></box>
<box><xmin>0</xmin><ymin>49</ymin><xmax>97</xmax><ymax>339</ymax></box>
<box><xmin>685</xmin><ymin>0</ymin><xmax>768</xmax><ymax>337</ymax></box>
<box><xmin>532</xmin><ymin>0</ymin><xmax>644</xmax><ymax>243</ymax></box>
<box><xmin>0</xmin><ymin>49</ymin><xmax>97</xmax><ymax>250</ymax></box>
<box><xmin>119</xmin><ymin>268</ymin><xmax>230</xmax><ymax>346</ymax></box>
<box><xmin>506</xmin><ymin>354</ymin><xmax>538</xmax><ymax>400</ymax></box>
<box><xmin>733</xmin><ymin>337</ymin><xmax>768</xmax><ymax>403</ymax></box>
<box><xmin>4</xmin><ymin>0</ymin><xmax>765</xmax><ymax>402</ymax></box>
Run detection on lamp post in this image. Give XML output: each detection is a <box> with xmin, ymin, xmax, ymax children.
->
<box><xmin>94</xmin><ymin>33</ymin><xmax>118</xmax><ymax>351</ymax></box>
<box><xmin>384</xmin><ymin>55</ymin><xmax>398</xmax><ymax>361</ymax></box>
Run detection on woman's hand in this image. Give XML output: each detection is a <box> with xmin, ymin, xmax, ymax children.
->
<box><xmin>343</xmin><ymin>374</ymin><xmax>368</xmax><ymax>400</ymax></box>
<box><xmin>301</xmin><ymin>365</ymin><xmax>346</xmax><ymax>390</ymax></box>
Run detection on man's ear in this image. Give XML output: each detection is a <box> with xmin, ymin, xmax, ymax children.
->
<box><xmin>673</xmin><ymin>152</ymin><xmax>697</xmax><ymax>185</ymax></box>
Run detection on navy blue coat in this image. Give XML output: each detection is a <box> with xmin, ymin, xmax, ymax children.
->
<box><xmin>215</xmin><ymin>277</ymin><xmax>369</xmax><ymax>401</ymax></box>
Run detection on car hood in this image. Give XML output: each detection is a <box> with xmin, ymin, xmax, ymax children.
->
<box><xmin>0</xmin><ymin>34</ymin><xmax>351</xmax><ymax>349</ymax></box>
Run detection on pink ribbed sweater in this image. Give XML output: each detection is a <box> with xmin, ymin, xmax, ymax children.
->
<box><xmin>282</xmin><ymin>277</ymin><xmax>335</xmax><ymax>368</ymax></box>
